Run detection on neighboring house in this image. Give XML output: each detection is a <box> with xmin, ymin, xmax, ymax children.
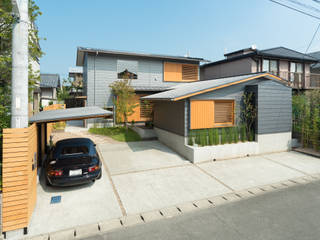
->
<box><xmin>76</xmin><ymin>47</ymin><xmax>206</xmax><ymax>126</ymax></box>
<box><xmin>143</xmin><ymin>72</ymin><xmax>292</xmax><ymax>163</ymax></box>
<box><xmin>69</xmin><ymin>67</ymin><xmax>83</xmax><ymax>96</ymax></box>
<box><xmin>308</xmin><ymin>51</ymin><xmax>320</xmax><ymax>74</ymax></box>
<box><xmin>40</xmin><ymin>73</ymin><xmax>61</xmax><ymax>107</ymax></box>
<box><xmin>201</xmin><ymin>46</ymin><xmax>319</xmax><ymax>89</ymax></box>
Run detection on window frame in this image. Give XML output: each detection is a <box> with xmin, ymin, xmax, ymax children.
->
<box><xmin>213</xmin><ymin>100</ymin><xmax>235</xmax><ymax>127</ymax></box>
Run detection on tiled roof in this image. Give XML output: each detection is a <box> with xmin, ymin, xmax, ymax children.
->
<box><xmin>40</xmin><ymin>74</ymin><xmax>60</xmax><ymax>88</ymax></box>
<box><xmin>259</xmin><ymin>47</ymin><xmax>317</xmax><ymax>61</ymax></box>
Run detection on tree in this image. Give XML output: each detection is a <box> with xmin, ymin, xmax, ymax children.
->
<box><xmin>0</xmin><ymin>0</ymin><xmax>43</xmax><ymax>132</ymax></box>
<box><xmin>241</xmin><ymin>92</ymin><xmax>257</xmax><ymax>139</ymax></box>
<box><xmin>109</xmin><ymin>78</ymin><xmax>138</xmax><ymax>130</ymax></box>
<box><xmin>57</xmin><ymin>78</ymin><xmax>72</xmax><ymax>102</ymax></box>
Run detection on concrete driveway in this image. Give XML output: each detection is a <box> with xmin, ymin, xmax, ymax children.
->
<box><xmin>99</xmin><ymin>142</ymin><xmax>320</xmax><ymax>216</ymax></box>
<box><xmin>26</xmin><ymin>162</ymin><xmax>123</xmax><ymax>237</ymax></box>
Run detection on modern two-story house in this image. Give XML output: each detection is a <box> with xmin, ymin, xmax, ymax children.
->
<box><xmin>76</xmin><ymin>47</ymin><xmax>206</xmax><ymax>126</ymax></box>
<box><xmin>201</xmin><ymin>46</ymin><xmax>320</xmax><ymax>89</ymax></box>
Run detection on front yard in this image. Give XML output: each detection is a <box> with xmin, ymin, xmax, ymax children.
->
<box><xmin>89</xmin><ymin>127</ymin><xmax>141</xmax><ymax>142</ymax></box>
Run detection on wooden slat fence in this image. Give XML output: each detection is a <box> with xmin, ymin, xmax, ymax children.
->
<box><xmin>2</xmin><ymin>123</ymin><xmax>38</xmax><ymax>232</ymax></box>
<box><xmin>43</xmin><ymin>104</ymin><xmax>66</xmax><ymax>142</ymax></box>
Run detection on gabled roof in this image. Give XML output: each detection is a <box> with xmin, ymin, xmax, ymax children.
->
<box><xmin>309</xmin><ymin>51</ymin><xmax>320</xmax><ymax>69</ymax></box>
<box><xmin>259</xmin><ymin>47</ymin><xmax>316</xmax><ymax>61</ymax></box>
<box><xmin>76</xmin><ymin>47</ymin><xmax>208</xmax><ymax>66</ymax></box>
<box><xmin>202</xmin><ymin>46</ymin><xmax>318</xmax><ymax>68</ymax></box>
<box><xmin>142</xmin><ymin>73</ymin><xmax>286</xmax><ymax>101</ymax></box>
<box><xmin>40</xmin><ymin>74</ymin><xmax>60</xmax><ymax>88</ymax></box>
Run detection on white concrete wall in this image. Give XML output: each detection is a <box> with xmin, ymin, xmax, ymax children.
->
<box><xmin>187</xmin><ymin>142</ymin><xmax>259</xmax><ymax>163</ymax></box>
<box><xmin>256</xmin><ymin>132</ymin><xmax>292</xmax><ymax>154</ymax></box>
<box><xmin>154</xmin><ymin>127</ymin><xmax>193</xmax><ymax>161</ymax></box>
<box><xmin>155</xmin><ymin>128</ymin><xmax>292</xmax><ymax>163</ymax></box>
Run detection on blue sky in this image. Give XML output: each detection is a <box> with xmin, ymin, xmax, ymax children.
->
<box><xmin>36</xmin><ymin>0</ymin><xmax>320</xmax><ymax>79</ymax></box>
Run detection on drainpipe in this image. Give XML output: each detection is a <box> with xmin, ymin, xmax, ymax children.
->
<box><xmin>11</xmin><ymin>0</ymin><xmax>29</xmax><ymax>128</ymax></box>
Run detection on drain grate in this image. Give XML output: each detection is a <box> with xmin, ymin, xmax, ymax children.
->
<box><xmin>50</xmin><ymin>196</ymin><xmax>61</xmax><ymax>204</ymax></box>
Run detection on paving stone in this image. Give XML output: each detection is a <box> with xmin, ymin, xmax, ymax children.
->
<box><xmin>193</xmin><ymin>199</ymin><xmax>212</xmax><ymax>209</ymax></box>
<box><xmin>311</xmin><ymin>173</ymin><xmax>320</xmax><ymax>179</ymax></box>
<box><xmin>302</xmin><ymin>176</ymin><xmax>316</xmax><ymax>182</ymax></box>
<box><xmin>141</xmin><ymin>210</ymin><xmax>163</xmax><ymax>223</ymax></box>
<box><xmin>235</xmin><ymin>190</ymin><xmax>253</xmax><ymax>199</ymax></box>
<box><xmin>177</xmin><ymin>202</ymin><xmax>198</xmax><ymax>213</ymax></box>
<box><xmin>99</xmin><ymin>219</ymin><xmax>122</xmax><ymax>233</ymax></box>
<box><xmin>222</xmin><ymin>193</ymin><xmax>241</xmax><ymax>202</ymax></box>
<box><xmin>208</xmin><ymin>195</ymin><xmax>228</xmax><ymax>206</ymax></box>
<box><xmin>23</xmin><ymin>234</ymin><xmax>49</xmax><ymax>240</ymax></box>
<box><xmin>121</xmin><ymin>214</ymin><xmax>144</xmax><ymax>227</ymax></box>
<box><xmin>160</xmin><ymin>206</ymin><xmax>181</xmax><ymax>218</ymax></box>
<box><xmin>293</xmin><ymin>177</ymin><xmax>309</xmax><ymax>184</ymax></box>
<box><xmin>271</xmin><ymin>182</ymin><xmax>287</xmax><ymax>189</ymax></box>
<box><xmin>282</xmin><ymin>180</ymin><xmax>298</xmax><ymax>186</ymax></box>
<box><xmin>49</xmin><ymin>229</ymin><xmax>75</xmax><ymax>240</ymax></box>
<box><xmin>247</xmin><ymin>187</ymin><xmax>264</xmax><ymax>195</ymax></box>
<box><xmin>259</xmin><ymin>185</ymin><xmax>275</xmax><ymax>192</ymax></box>
<box><xmin>75</xmin><ymin>223</ymin><xmax>100</xmax><ymax>238</ymax></box>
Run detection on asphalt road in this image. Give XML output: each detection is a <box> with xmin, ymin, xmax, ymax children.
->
<box><xmin>81</xmin><ymin>180</ymin><xmax>320</xmax><ymax>240</ymax></box>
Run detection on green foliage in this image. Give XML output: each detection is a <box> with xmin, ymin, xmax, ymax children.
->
<box><xmin>312</xmin><ymin>107</ymin><xmax>320</xmax><ymax>150</ymax></box>
<box><xmin>241</xmin><ymin>92</ymin><xmax>257</xmax><ymax>138</ymax></box>
<box><xmin>221</xmin><ymin>128</ymin><xmax>227</xmax><ymax>144</ymax></box>
<box><xmin>226</xmin><ymin>128</ymin><xmax>232</xmax><ymax>144</ymax></box>
<box><xmin>0</xmin><ymin>0</ymin><xmax>43</xmax><ymax>131</ymax></box>
<box><xmin>57</xmin><ymin>78</ymin><xmax>72</xmax><ymax>102</ymax></box>
<box><xmin>213</xmin><ymin>128</ymin><xmax>219</xmax><ymax>145</ymax></box>
<box><xmin>89</xmin><ymin>127</ymin><xmax>141</xmax><ymax>142</ymax></box>
<box><xmin>199</xmin><ymin>130</ymin><xmax>208</xmax><ymax>147</ymax></box>
<box><xmin>188</xmin><ymin>131</ymin><xmax>194</xmax><ymax>146</ymax></box>
<box><xmin>234</xmin><ymin>127</ymin><xmax>239</xmax><ymax>143</ymax></box>
<box><xmin>240</xmin><ymin>125</ymin><xmax>247</xmax><ymax>142</ymax></box>
<box><xmin>208</xmin><ymin>129</ymin><xmax>214</xmax><ymax>146</ymax></box>
<box><xmin>195</xmin><ymin>130</ymin><xmax>201</xmax><ymax>145</ymax></box>
<box><xmin>110</xmin><ymin>78</ymin><xmax>138</xmax><ymax>128</ymax></box>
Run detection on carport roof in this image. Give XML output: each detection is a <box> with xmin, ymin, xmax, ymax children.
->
<box><xmin>29</xmin><ymin>106</ymin><xmax>112</xmax><ymax>123</ymax></box>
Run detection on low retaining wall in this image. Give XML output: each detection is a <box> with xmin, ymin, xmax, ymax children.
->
<box><xmin>154</xmin><ymin>128</ymin><xmax>292</xmax><ymax>163</ymax></box>
<box><xmin>131</xmin><ymin>126</ymin><xmax>157</xmax><ymax>140</ymax></box>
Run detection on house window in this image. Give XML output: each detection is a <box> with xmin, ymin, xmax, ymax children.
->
<box><xmin>214</xmin><ymin>100</ymin><xmax>234</xmax><ymax>126</ymax></box>
<box><xmin>164</xmin><ymin>62</ymin><xmax>198</xmax><ymax>82</ymax></box>
<box><xmin>117</xmin><ymin>60</ymin><xmax>138</xmax><ymax>79</ymax></box>
<box><xmin>140</xmin><ymin>100</ymin><xmax>153</xmax><ymax>118</ymax></box>
<box><xmin>182</xmin><ymin>64</ymin><xmax>198</xmax><ymax>81</ymax></box>
<box><xmin>262</xmin><ymin>59</ymin><xmax>277</xmax><ymax>73</ymax></box>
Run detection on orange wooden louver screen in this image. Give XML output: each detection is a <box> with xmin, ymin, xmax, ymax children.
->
<box><xmin>214</xmin><ymin>101</ymin><xmax>234</xmax><ymax>125</ymax></box>
<box><xmin>182</xmin><ymin>64</ymin><xmax>198</xmax><ymax>81</ymax></box>
<box><xmin>190</xmin><ymin>100</ymin><xmax>214</xmax><ymax>129</ymax></box>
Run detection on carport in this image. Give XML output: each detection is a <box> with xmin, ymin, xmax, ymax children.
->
<box><xmin>2</xmin><ymin>106</ymin><xmax>112</xmax><ymax>237</ymax></box>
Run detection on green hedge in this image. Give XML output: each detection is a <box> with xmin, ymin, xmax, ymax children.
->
<box><xmin>188</xmin><ymin>126</ymin><xmax>253</xmax><ymax>147</ymax></box>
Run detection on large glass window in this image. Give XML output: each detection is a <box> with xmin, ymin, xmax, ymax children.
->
<box><xmin>262</xmin><ymin>59</ymin><xmax>269</xmax><ymax>72</ymax></box>
<box><xmin>117</xmin><ymin>60</ymin><xmax>138</xmax><ymax>79</ymax></box>
<box><xmin>270</xmin><ymin>60</ymin><xmax>278</xmax><ymax>72</ymax></box>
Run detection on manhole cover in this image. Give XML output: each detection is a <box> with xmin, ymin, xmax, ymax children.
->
<box><xmin>50</xmin><ymin>196</ymin><xmax>61</xmax><ymax>204</ymax></box>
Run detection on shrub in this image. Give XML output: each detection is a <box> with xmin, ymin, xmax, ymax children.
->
<box><xmin>195</xmin><ymin>130</ymin><xmax>201</xmax><ymax>145</ymax></box>
<box><xmin>213</xmin><ymin>128</ymin><xmax>219</xmax><ymax>145</ymax></box>
<box><xmin>200</xmin><ymin>130</ymin><xmax>208</xmax><ymax>147</ymax></box>
<box><xmin>234</xmin><ymin>127</ymin><xmax>240</xmax><ymax>143</ymax></box>
<box><xmin>188</xmin><ymin>131</ymin><xmax>194</xmax><ymax>146</ymax></box>
<box><xmin>249</xmin><ymin>129</ymin><xmax>255</xmax><ymax>141</ymax></box>
<box><xmin>208</xmin><ymin>129</ymin><xmax>214</xmax><ymax>145</ymax></box>
<box><xmin>221</xmin><ymin>128</ymin><xmax>227</xmax><ymax>144</ymax></box>
<box><xmin>312</xmin><ymin>107</ymin><xmax>320</xmax><ymax>150</ymax></box>
<box><xmin>226</xmin><ymin>128</ymin><xmax>232</xmax><ymax>144</ymax></box>
<box><xmin>240</xmin><ymin>125</ymin><xmax>247</xmax><ymax>142</ymax></box>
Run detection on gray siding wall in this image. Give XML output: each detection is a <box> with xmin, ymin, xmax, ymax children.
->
<box><xmin>190</xmin><ymin>78</ymin><xmax>292</xmax><ymax>134</ymax></box>
<box><xmin>153</xmin><ymin>100</ymin><xmax>185</xmax><ymax>136</ymax></box>
<box><xmin>83</xmin><ymin>53</ymin><xmax>88</xmax><ymax>98</ymax></box>
<box><xmin>200</xmin><ymin>58</ymin><xmax>254</xmax><ymax>80</ymax></box>
<box><xmin>86</xmin><ymin>54</ymin><xmax>180</xmax><ymax>108</ymax></box>
<box><xmin>255</xmin><ymin>81</ymin><xmax>292</xmax><ymax>134</ymax></box>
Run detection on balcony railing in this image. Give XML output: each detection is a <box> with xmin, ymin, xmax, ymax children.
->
<box><xmin>268</xmin><ymin>71</ymin><xmax>320</xmax><ymax>89</ymax></box>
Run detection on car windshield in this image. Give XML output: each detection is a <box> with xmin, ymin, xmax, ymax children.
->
<box><xmin>61</xmin><ymin>146</ymin><xmax>89</xmax><ymax>156</ymax></box>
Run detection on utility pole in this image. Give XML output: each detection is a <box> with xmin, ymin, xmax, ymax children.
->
<box><xmin>11</xmin><ymin>0</ymin><xmax>29</xmax><ymax>128</ymax></box>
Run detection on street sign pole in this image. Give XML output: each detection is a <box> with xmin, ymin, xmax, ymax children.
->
<box><xmin>11</xmin><ymin>0</ymin><xmax>29</xmax><ymax>128</ymax></box>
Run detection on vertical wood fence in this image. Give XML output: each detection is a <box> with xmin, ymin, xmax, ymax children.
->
<box><xmin>2</xmin><ymin>123</ymin><xmax>38</xmax><ymax>232</ymax></box>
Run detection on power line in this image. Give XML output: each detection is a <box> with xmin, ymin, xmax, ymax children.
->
<box><xmin>305</xmin><ymin>23</ymin><xmax>320</xmax><ymax>53</ymax></box>
<box><xmin>269</xmin><ymin>0</ymin><xmax>320</xmax><ymax>20</ymax></box>
<box><xmin>284</xmin><ymin>0</ymin><xmax>320</xmax><ymax>14</ymax></box>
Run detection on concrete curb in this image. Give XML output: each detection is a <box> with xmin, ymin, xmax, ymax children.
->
<box><xmin>25</xmin><ymin>174</ymin><xmax>319</xmax><ymax>240</ymax></box>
